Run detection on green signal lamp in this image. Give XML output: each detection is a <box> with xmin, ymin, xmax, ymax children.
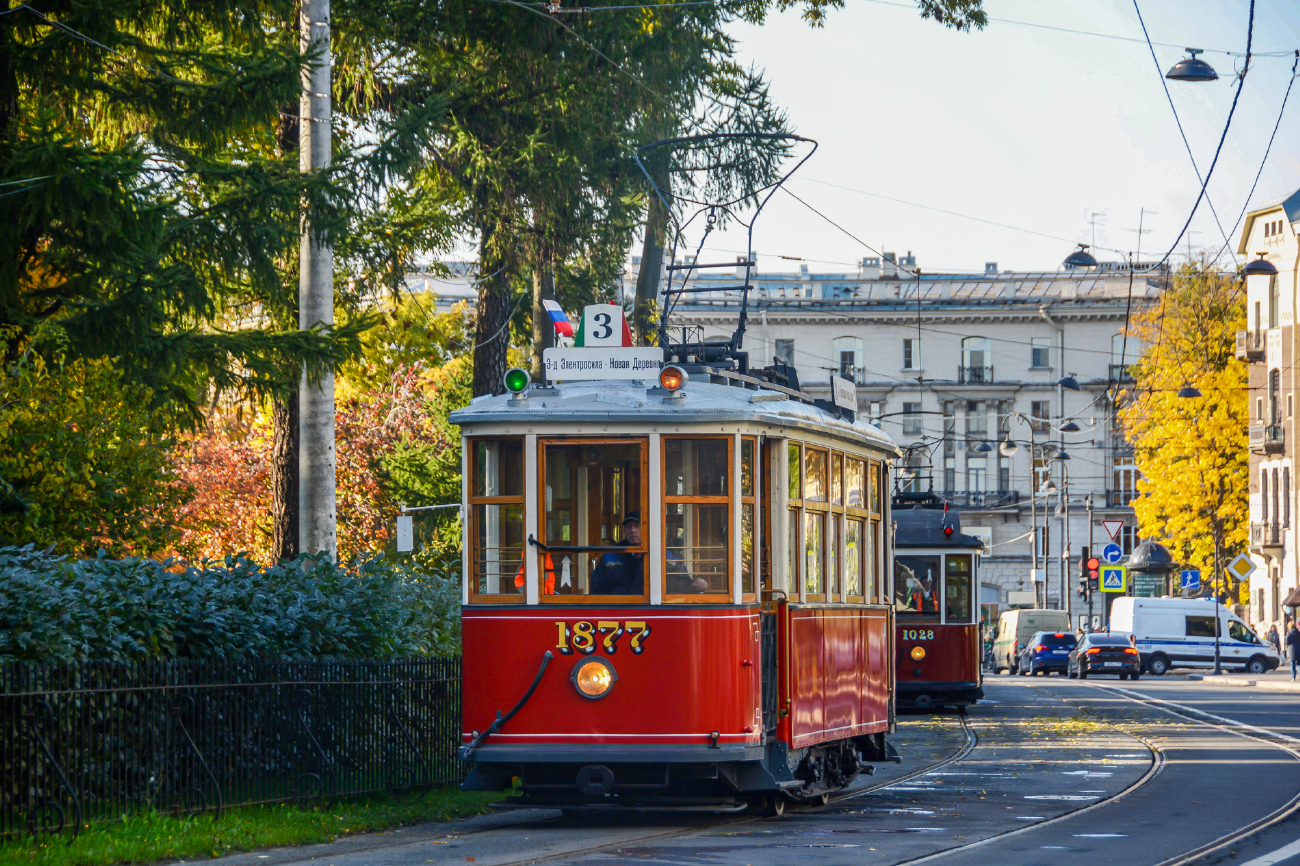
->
<box><xmin>503</xmin><ymin>368</ymin><xmax>531</xmax><ymax>394</ymax></box>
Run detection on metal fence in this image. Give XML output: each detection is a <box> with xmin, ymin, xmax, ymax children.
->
<box><xmin>0</xmin><ymin>658</ymin><xmax>462</xmax><ymax>838</ymax></box>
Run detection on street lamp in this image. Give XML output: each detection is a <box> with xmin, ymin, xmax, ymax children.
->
<box><xmin>1166</xmin><ymin>48</ymin><xmax>1219</xmax><ymax>82</ymax></box>
<box><xmin>1242</xmin><ymin>254</ymin><xmax>1277</xmax><ymax>277</ymax></box>
<box><xmin>1063</xmin><ymin>244</ymin><xmax>1098</xmax><ymax>269</ymax></box>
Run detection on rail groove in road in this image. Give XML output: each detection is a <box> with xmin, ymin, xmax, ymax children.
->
<box><xmin>836</xmin><ymin>709</ymin><xmax>978</xmax><ymax>803</ymax></box>
<box><xmin>886</xmin><ymin>687</ymin><xmax>1166</xmax><ymax>865</ymax></box>
<box><xmin>1090</xmin><ymin>683</ymin><xmax>1300</xmax><ymax>866</ymax></box>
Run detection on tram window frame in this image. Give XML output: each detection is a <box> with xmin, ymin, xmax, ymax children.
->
<box><xmin>803</xmin><ymin>445</ymin><xmax>831</xmax><ymax>601</ymax></box>
<box><xmin>536</xmin><ymin>437</ymin><xmax>650</xmax><ymax>603</ymax></box>
<box><xmin>760</xmin><ymin>440</ymin><xmax>773</xmax><ymax>595</ymax></box>
<box><xmin>741</xmin><ymin>436</ymin><xmax>758</xmax><ymax>601</ymax></box>
<box><xmin>788</xmin><ymin>442</ymin><xmax>802</xmax><ymax>595</ymax></box>
<box><xmin>467</xmin><ymin>437</ymin><xmax>527</xmax><ymax>602</ymax></box>
<box><xmin>944</xmin><ymin>554</ymin><xmax>974</xmax><ymax>624</ymax></box>
<box><xmin>663</xmin><ymin>435</ymin><xmax>735</xmax><ymax>603</ymax></box>
<box><xmin>844</xmin><ymin>453</ymin><xmax>871</xmax><ymax>604</ymax></box>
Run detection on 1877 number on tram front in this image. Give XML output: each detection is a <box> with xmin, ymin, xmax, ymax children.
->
<box><xmin>555</xmin><ymin>620</ymin><xmax>651</xmax><ymax>655</ymax></box>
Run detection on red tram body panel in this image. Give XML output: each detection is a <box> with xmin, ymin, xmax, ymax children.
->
<box><xmin>892</xmin><ymin>493</ymin><xmax>984</xmax><ymax>709</ymax></box>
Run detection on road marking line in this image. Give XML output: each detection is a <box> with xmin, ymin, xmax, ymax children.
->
<box><xmin>1100</xmin><ymin>684</ymin><xmax>1300</xmax><ymax>745</ymax></box>
<box><xmin>1237</xmin><ymin>837</ymin><xmax>1300</xmax><ymax>866</ymax></box>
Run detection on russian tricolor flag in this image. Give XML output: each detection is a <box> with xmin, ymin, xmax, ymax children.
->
<box><xmin>543</xmin><ymin>299</ymin><xmax>574</xmax><ymax>337</ymax></box>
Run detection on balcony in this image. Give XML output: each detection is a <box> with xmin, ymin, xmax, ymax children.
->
<box><xmin>1236</xmin><ymin>330</ymin><xmax>1265</xmax><ymax>361</ymax></box>
<box><xmin>941</xmin><ymin>491</ymin><xmax>1021</xmax><ymax>508</ymax></box>
<box><xmin>958</xmin><ymin>365</ymin><xmax>994</xmax><ymax>384</ymax></box>
<box><xmin>1108</xmin><ymin>364</ymin><xmax>1135</xmax><ymax>382</ymax></box>
<box><xmin>1249</xmin><ymin>423</ymin><xmax>1285</xmax><ymax>453</ymax></box>
<box><xmin>1108</xmin><ymin>490</ymin><xmax>1138</xmax><ymax>507</ymax></box>
<box><xmin>1251</xmin><ymin>522</ymin><xmax>1283</xmax><ymax>549</ymax></box>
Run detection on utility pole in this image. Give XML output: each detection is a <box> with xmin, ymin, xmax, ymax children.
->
<box><xmin>1030</xmin><ymin>466</ymin><xmax>1041</xmax><ymax>608</ymax></box>
<box><xmin>1061</xmin><ymin>468</ymin><xmax>1071</xmax><ymax>620</ymax></box>
<box><xmin>298</xmin><ymin>0</ymin><xmax>337</xmax><ymax>559</ymax></box>
<box><xmin>1085</xmin><ymin>493</ymin><xmax>1094</xmax><ymax>630</ymax></box>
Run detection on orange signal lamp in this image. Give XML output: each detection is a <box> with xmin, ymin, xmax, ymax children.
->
<box><xmin>660</xmin><ymin>365</ymin><xmax>687</xmax><ymax>392</ymax></box>
<box><xmin>1086</xmin><ymin>558</ymin><xmax>1100</xmax><ymax>570</ymax></box>
<box><xmin>910</xmin><ymin>646</ymin><xmax>926</xmax><ymax>661</ymax></box>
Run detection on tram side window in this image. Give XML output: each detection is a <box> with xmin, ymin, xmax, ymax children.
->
<box><xmin>540</xmin><ymin>440</ymin><xmax>646</xmax><ymax>597</ymax></box>
<box><xmin>470</xmin><ymin>439</ymin><xmax>525</xmax><ymax>596</ymax></box>
<box><xmin>741</xmin><ymin>438</ymin><xmax>756</xmax><ymax>596</ymax></box>
<box><xmin>844</xmin><ymin>518</ymin><xmax>864</xmax><ymax>598</ymax></box>
<box><xmin>945</xmin><ymin>554</ymin><xmax>973</xmax><ymax>623</ymax></box>
<box><xmin>896</xmin><ymin>555</ymin><xmax>941</xmax><ymax>617</ymax></box>
<box><xmin>665</xmin><ymin>438</ymin><xmax>731</xmax><ymax>598</ymax></box>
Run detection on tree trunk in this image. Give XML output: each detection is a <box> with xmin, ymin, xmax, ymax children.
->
<box><xmin>472</xmin><ymin>225</ymin><xmax>513</xmax><ymax>397</ymax></box>
<box><xmin>270</xmin><ymin>392</ymin><xmax>299</xmax><ymax>560</ymax></box>
<box><xmin>634</xmin><ymin>184</ymin><xmax>668</xmax><ymax>346</ymax></box>
<box><xmin>530</xmin><ymin>241</ymin><xmax>555</xmax><ymax>378</ymax></box>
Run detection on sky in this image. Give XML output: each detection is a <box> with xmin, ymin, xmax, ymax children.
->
<box><xmin>685</xmin><ymin>0</ymin><xmax>1300</xmax><ymax>274</ymax></box>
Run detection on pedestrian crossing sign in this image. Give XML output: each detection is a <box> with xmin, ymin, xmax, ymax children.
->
<box><xmin>1100</xmin><ymin>565</ymin><xmax>1127</xmax><ymax>593</ymax></box>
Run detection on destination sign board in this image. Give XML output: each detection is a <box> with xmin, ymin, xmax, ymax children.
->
<box><xmin>542</xmin><ymin>347</ymin><xmax>663</xmax><ymax>381</ymax></box>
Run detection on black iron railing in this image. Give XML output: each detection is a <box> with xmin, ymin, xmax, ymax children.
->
<box><xmin>1251</xmin><ymin>522</ymin><xmax>1282</xmax><ymax>547</ymax></box>
<box><xmin>1236</xmin><ymin>329</ymin><xmax>1265</xmax><ymax>360</ymax></box>
<box><xmin>1108</xmin><ymin>490</ymin><xmax>1138</xmax><ymax>507</ymax></box>
<box><xmin>940</xmin><ymin>491</ymin><xmax>1020</xmax><ymax>508</ymax></box>
<box><xmin>958</xmin><ymin>365</ymin><xmax>994</xmax><ymax>384</ymax></box>
<box><xmin>0</xmin><ymin>658</ymin><xmax>462</xmax><ymax>838</ymax></box>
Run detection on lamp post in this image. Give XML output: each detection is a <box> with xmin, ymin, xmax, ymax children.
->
<box><xmin>1055</xmin><ymin>460</ymin><xmax>1071</xmax><ymax>619</ymax></box>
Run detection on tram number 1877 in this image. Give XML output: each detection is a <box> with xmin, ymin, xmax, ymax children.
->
<box><xmin>555</xmin><ymin>620</ymin><xmax>652</xmax><ymax>655</ymax></box>
<box><xmin>901</xmin><ymin>629</ymin><xmax>935</xmax><ymax>641</ymax></box>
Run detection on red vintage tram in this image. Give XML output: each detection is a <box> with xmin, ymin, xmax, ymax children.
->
<box><xmin>450</xmin><ymin>365</ymin><xmax>899</xmax><ymax>813</ymax></box>
<box><xmin>892</xmin><ymin>491</ymin><xmax>984</xmax><ymax>709</ymax></box>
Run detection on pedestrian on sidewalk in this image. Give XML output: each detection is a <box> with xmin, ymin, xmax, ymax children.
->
<box><xmin>1286</xmin><ymin>623</ymin><xmax>1300</xmax><ymax>682</ymax></box>
<box><xmin>1267</xmin><ymin>624</ymin><xmax>1280</xmax><ymax>652</ymax></box>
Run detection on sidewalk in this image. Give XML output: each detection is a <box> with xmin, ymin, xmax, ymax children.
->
<box><xmin>1183</xmin><ymin>668</ymin><xmax>1300</xmax><ymax>693</ymax></box>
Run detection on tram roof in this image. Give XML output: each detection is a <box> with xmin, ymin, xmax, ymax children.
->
<box><xmin>893</xmin><ymin>506</ymin><xmax>984</xmax><ymax>551</ymax></box>
<box><xmin>450</xmin><ymin>379</ymin><xmax>899</xmax><ymax>453</ymax></box>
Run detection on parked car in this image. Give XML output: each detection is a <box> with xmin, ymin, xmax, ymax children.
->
<box><xmin>1068</xmin><ymin>634</ymin><xmax>1141</xmax><ymax>679</ymax></box>
<box><xmin>1017</xmin><ymin>631</ymin><xmax>1077</xmax><ymax>676</ymax></box>
<box><xmin>992</xmin><ymin>609</ymin><xmax>1071</xmax><ymax>674</ymax></box>
<box><xmin>1109</xmin><ymin>597</ymin><xmax>1280</xmax><ymax>675</ymax></box>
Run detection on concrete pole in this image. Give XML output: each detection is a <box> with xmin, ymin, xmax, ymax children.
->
<box><xmin>298</xmin><ymin>0</ymin><xmax>337</xmax><ymax>559</ymax></box>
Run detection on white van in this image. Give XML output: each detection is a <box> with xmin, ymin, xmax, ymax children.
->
<box><xmin>1109</xmin><ymin>597</ymin><xmax>1280</xmax><ymax>676</ymax></box>
<box><xmin>992</xmin><ymin>609</ymin><xmax>1071</xmax><ymax>674</ymax></box>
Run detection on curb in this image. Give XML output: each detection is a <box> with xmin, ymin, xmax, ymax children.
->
<box><xmin>1183</xmin><ymin>674</ymin><xmax>1300</xmax><ymax>693</ymax></box>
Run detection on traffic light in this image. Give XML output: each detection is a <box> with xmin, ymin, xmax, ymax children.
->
<box><xmin>1087</xmin><ymin>554</ymin><xmax>1100</xmax><ymax>592</ymax></box>
<box><xmin>1078</xmin><ymin>546</ymin><xmax>1090</xmax><ymax>601</ymax></box>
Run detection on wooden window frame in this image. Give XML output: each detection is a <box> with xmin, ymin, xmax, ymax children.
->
<box><xmin>467</xmin><ymin>436</ymin><xmax>527</xmax><ymax>603</ymax></box>
<box><xmin>741</xmin><ymin>436</ymin><xmax>759</xmax><ymax>602</ymax></box>
<box><xmin>663</xmin><ymin>435</ymin><xmax>734</xmax><ymax>603</ymax></box>
<box><xmin>536</xmin><ymin>436</ymin><xmax>650</xmax><ymax>604</ymax></box>
<box><xmin>844</xmin><ymin>451</ymin><xmax>872</xmax><ymax>604</ymax></box>
<box><xmin>802</xmin><ymin>445</ymin><xmax>831</xmax><ymax>601</ymax></box>
<box><xmin>788</xmin><ymin>441</ymin><xmax>803</xmax><ymax>598</ymax></box>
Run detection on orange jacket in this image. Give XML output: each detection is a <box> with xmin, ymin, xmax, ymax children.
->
<box><xmin>516</xmin><ymin>553</ymin><xmax>556</xmax><ymax>594</ymax></box>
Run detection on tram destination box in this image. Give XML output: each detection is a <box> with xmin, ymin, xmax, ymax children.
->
<box><xmin>542</xmin><ymin>347</ymin><xmax>664</xmax><ymax>381</ymax></box>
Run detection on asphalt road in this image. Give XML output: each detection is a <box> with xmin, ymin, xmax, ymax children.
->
<box><xmin>203</xmin><ymin>677</ymin><xmax>1300</xmax><ymax>866</ymax></box>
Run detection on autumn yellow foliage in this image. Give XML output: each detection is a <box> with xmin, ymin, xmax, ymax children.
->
<box><xmin>1119</xmin><ymin>267</ymin><xmax>1248</xmax><ymax>598</ymax></box>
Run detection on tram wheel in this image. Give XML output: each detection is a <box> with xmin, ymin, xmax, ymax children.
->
<box><xmin>754</xmin><ymin>794</ymin><xmax>785</xmax><ymax>817</ymax></box>
<box><xmin>816</xmin><ymin>792</ymin><xmax>831</xmax><ymax>806</ymax></box>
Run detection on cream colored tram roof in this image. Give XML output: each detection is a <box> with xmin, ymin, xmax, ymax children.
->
<box><xmin>450</xmin><ymin>379</ymin><xmax>899</xmax><ymax>454</ymax></box>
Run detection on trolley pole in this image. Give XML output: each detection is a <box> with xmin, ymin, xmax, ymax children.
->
<box><xmin>298</xmin><ymin>0</ymin><xmax>337</xmax><ymax>559</ymax></box>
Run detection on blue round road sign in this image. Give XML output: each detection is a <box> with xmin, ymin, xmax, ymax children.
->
<box><xmin>1102</xmin><ymin>543</ymin><xmax>1123</xmax><ymax>564</ymax></box>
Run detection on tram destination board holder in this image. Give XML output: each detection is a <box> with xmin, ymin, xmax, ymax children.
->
<box><xmin>541</xmin><ymin>347</ymin><xmax>664</xmax><ymax>382</ymax></box>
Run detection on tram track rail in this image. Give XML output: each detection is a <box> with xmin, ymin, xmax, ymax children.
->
<box><xmin>445</xmin><ymin>711</ymin><xmax>979</xmax><ymax>866</ymax></box>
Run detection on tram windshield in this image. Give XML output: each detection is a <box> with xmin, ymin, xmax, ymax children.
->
<box><xmin>945</xmin><ymin>554</ymin><xmax>973</xmax><ymax>623</ymax></box>
<box><xmin>469</xmin><ymin>439</ymin><xmax>526</xmax><ymax>595</ymax></box>
<box><xmin>665</xmin><ymin>438</ymin><xmax>730</xmax><ymax>596</ymax></box>
<box><xmin>895</xmin><ymin>555</ymin><xmax>941</xmax><ymax>616</ymax></box>
<box><xmin>541</xmin><ymin>440</ymin><xmax>646</xmax><ymax>596</ymax></box>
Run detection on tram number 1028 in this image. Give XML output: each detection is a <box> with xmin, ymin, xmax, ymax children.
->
<box><xmin>901</xmin><ymin>629</ymin><xmax>935</xmax><ymax>641</ymax></box>
<box><xmin>555</xmin><ymin>620</ymin><xmax>652</xmax><ymax>655</ymax></box>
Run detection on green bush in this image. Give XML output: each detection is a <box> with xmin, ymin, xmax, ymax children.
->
<box><xmin>0</xmin><ymin>547</ymin><xmax>461</xmax><ymax>662</ymax></box>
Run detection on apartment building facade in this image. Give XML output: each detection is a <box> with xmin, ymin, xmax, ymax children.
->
<box><xmin>1241</xmin><ymin>189</ymin><xmax>1300</xmax><ymax>631</ymax></box>
<box><xmin>640</xmin><ymin>252</ymin><xmax>1165</xmax><ymax>625</ymax></box>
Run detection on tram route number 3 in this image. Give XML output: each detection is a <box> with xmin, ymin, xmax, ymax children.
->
<box><xmin>555</xmin><ymin>620</ymin><xmax>651</xmax><ymax>655</ymax></box>
<box><xmin>901</xmin><ymin>629</ymin><xmax>935</xmax><ymax>640</ymax></box>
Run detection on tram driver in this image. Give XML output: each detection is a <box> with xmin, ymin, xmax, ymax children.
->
<box><xmin>591</xmin><ymin>513</ymin><xmax>646</xmax><ymax>595</ymax></box>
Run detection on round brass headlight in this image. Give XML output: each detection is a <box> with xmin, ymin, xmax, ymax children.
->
<box><xmin>910</xmin><ymin>645</ymin><xmax>927</xmax><ymax>661</ymax></box>
<box><xmin>571</xmin><ymin>657</ymin><xmax>617</xmax><ymax>700</ymax></box>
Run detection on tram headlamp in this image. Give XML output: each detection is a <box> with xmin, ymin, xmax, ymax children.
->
<box><xmin>503</xmin><ymin>368</ymin><xmax>531</xmax><ymax>394</ymax></box>
<box><xmin>910</xmin><ymin>645</ymin><xmax>927</xmax><ymax>661</ymax></box>
<box><xmin>571</xmin><ymin>657</ymin><xmax>617</xmax><ymax>699</ymax></box>
<box><xmin>659</xmin><ymin>365</ymin><xmax>687</xmax><ymax>392</ymax></box>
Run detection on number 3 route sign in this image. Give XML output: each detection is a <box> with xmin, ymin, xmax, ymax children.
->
<box><xmin>1100</xmin><ymin>565</ymin><xmax>1127</xmax><ymax>593</ymax></box>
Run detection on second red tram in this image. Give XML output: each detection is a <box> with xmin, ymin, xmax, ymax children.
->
<box><xmin>892</xmin><ymin>492</ymin><xmax>984</xmax><ymax>709</ymax></box>
<box><xmin>452</xmin><ymin>365</ymin><xmax>899</xmax><ymax>813</ymax></box>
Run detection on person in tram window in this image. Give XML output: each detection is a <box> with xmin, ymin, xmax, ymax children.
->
<box><xmin>666</xmin><ymin>543</ymin><xmax>709</xmax><ymax>594</ymax></box>
<box><xmin>591</xmin><ymin>513</ymin><xmax>645</xmax><ymax>595</ymax></box>
<box><xmin>908</xmin><ymin>570</ymin><xmax>939</xmax><ymax>613</ymax></box>
<box><xmin>514</xmin><ymin>552</ymin><xmax>555</xmax><ymax>594</ymax></box>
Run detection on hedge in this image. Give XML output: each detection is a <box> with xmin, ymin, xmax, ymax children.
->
<box><xmin>0</xmin><ymin>547</ymin><xmax>461</xmax><ymax>662</ymax></box>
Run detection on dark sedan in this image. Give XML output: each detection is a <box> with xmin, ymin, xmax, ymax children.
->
<box><xmin>1068</xmin><ymin>634</ymin><xmax>1141</xmax><ymax>680</ymax></box>
<box><xmin>1017</xmin><ymin>631</ymin><xmax>1077</xmax><ymax>676</ymax></box>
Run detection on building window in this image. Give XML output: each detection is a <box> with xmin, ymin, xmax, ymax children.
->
<box><xmin>1284</xmin><ymin>467</ymin><xmax>1291</xmax><ymax>528</ymax></box>
<box><xmin>1273</xmin><ymin>467</ymin><xmax>1280</xmax><ymax>526</ymax></box>
<box><xmin>1270</xmin><ymin>275</ymin><xmax>1279</xmax><ymax>329</ymax></box>
<box><xmin>1262</xmin><ymin>468</ymin><xmax>1269</xmax><ymax>522</ymax></box>
<box><xmin>1258</xmin><ymin>397</ymin><xmax>1264</xmax><ymax>420</ymax></box>
<box><xmin>903</xmin><ymin>450</ymin><xmax>927</xmax><ymax>493</ymax></box>
<box><xmin>869</xmin><ymin>401</ymin><xmax>882</xmax><ymax>424</ymax></box>
<box><xmin>903</xmin><ymin>338</ymin><xmax>919</xmax><ymax>370</ymax></box>
<box><xmin>966</xmin><ymin>401</ymin><xmax>988</xmax><ymax>439</ymax></box>
<box><xmin>967</xmin><ymin>456</ymin><xmax>987</xmax><ymax>493</ymax></box>
<box><xmin>1031</xmin><ymin>401</ymin><xmax>1051</xmax><ymax>432</ymax></box>
<box><xmin>1036</xmin><ymin>525</ymin><xmax>1050</xmax><ymax>560</ymax></box>
<box><xmin>1120</xmin><ymin>525</ymin><xmax>1140</xmax><ymax>556</ymax></box>
<box><xmin>961</xmin><ymin>337</ymin><xmax>992</xmax><ymax>383</ymax></box>
<box><xmin>902</xmin><ymin>402</ymin><xmax>923</xmax><ymax>435</ymax></box>
<box><xmin>775</xmin><ymin>339</ymin><xmax>795</xmax><ymax>366</ymax></box>
<box><xmin>998</xmin><ymin>456</ymin><xmax>1011</xmax><ymax>491</ymax></box>
<box><xmin>1289</xmin><ymin>394</ymin><xmax>1293</xmax><ymax>418</ymax></box>
<box><xmin>944</xmin><ymin>456</ymin><xmax>956</xmax><ymax>492</ymax></box>
<box><xmin>833</xmin><ymin>336</ymin><xmax>863</xmax><ymax>383</ymax></box>
<box><xmin>1031</xmin><ymin>337</ymin><xmax>1051</xmax><ymax>368</ymax></box>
